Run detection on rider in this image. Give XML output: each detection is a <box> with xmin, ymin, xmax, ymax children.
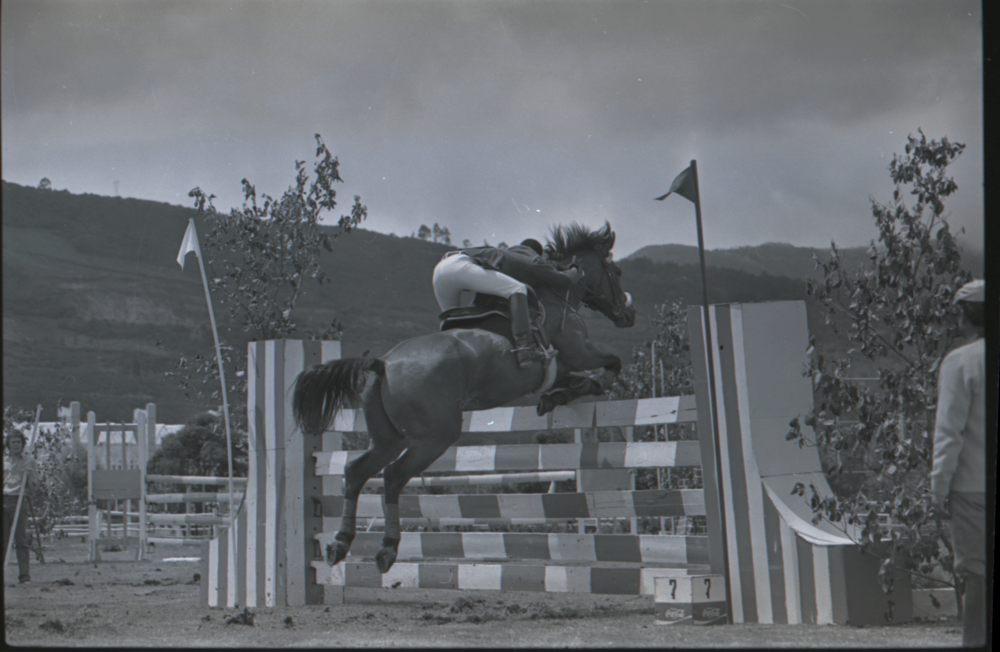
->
<box><xmin>432</xmin><ymin>238</ymin><xmax>582</xmax><ymax>368</ymax></box>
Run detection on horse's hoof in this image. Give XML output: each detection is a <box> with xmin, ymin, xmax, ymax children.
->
<box><xmin>326</xmin><ymin>541</ymin><xmax>350</xmax><ymax>567</ymax></box>
<box><xmin>537</xmin><ymin>395</ymin><xmax>556</xmax><ymax>416</ymax></box>
<box><xmin>375</xmin><ymin>547</ymin><xmax>397</xmax><ymax>574</ymax></box>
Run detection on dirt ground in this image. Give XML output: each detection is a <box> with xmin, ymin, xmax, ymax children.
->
<box><xmin>4</xmin><ymin>537</ymin><xmax>963</xmax><ymax>648</ymax></box>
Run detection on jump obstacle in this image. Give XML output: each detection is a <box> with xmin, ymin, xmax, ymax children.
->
<box><xmin>200</xmin><ymin>301</ymin><xmax>911</xmax><ymax>625</ymax></box>
<box><xmin>51</xmin><ymin>402</ymin><xmax>246</xmax><ymax>557</ymax></box>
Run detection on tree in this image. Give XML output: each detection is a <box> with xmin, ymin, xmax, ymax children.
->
<box><xmin>147</xmin><ymin>412</ymin><xmax>247</xmax><ymax>479</ymax></box>
<box><xmin>37</xmin><ymin>177</ymin><xmax>51</xmax><ymax>191</ymax></box>
<box><xmin>432</xmin><ymin>223</ymin><xmax>452</xmax><ymax>245</ymax></box>
<box><xmin>146</xmin><ymin>412</ymin><xmax>248</xmax><ymax>514</ymax></box>
<box><xmin>416</xmin><ymin>224</ymin><xmax>432</xmax><ymax>241</ymax></box>
<box><xmin>173</xmin><ymin>134</ymin><xmax>364</xmax><ymax>434</ymax></box>
<box><xmin>462</xmin><ymin>239</ymin><xmax>473</xmax><ymax>248</ymax></box>
<box><xmin>786</xmin><ymin>130</ymin><xmax>974</xmax><ymax>603</ymax></box>
<box><xmin>188</xmin><ymin>134</ymin><xmax>366</xmax><ymax>341</ymax></box>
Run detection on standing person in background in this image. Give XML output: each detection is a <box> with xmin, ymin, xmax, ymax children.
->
<box><xmin>930</xmin><ymin>279</ymin><xmax>986</xmax><ymax>648</ymax></box>
<box><xmin>3</xmin><ymin>430</ymin><xmax>39</xmax><ymax>585</ymax></box>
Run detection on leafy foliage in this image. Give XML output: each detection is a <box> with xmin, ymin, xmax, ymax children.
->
<box><xmin>146</xmin><ymin>412</ymin><xmax>248</xmax><ymax>515</ymax></box>
<box><xmin>171</xmin><ymin>134</ymin><xmax>363</xmax><ymax>435</ymax></box>
<box><xmin>414</xmin><ymin>223</ymin><xmax>452</xmax><ymax>244</ymax></box>
<box><xmin>432</xmin><ymin>223</ymin><xmax>452</xmax><ymax>245</ymax></box>
<box><xmin>146</xmin><ymin>412</ymin><xmax>247</xmax><ymax>479</ymax></box>
<box><xmin>787</xmin><ymin>130</ymin><xmax>974</xmax><ymax>595</ymax></box>
<box><xmin>613</xmin><ymin>301</ymin><xmax>694</xmax><ymax>401</ymax></box>
<box><xmin>188</xmin><ymin>133</ymin><xmax>367</xmax><ymax>341</ymax></box>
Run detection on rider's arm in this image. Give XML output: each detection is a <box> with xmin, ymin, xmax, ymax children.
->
<box><xmin>500</xmin><ymin>249</ymin><xmax>581</xmax><ymax>290</ymax></box>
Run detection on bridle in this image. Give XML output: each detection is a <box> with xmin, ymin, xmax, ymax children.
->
<box><xmin>579</xmin><ymin>252</ymin><xmax>632</xmax><ymax>319</ymax></box>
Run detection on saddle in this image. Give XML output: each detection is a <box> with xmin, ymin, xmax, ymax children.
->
<box><xmin>439</xmin><ymin>294</ymin><xmax>548</xmax><ymax>347</ymax></box>
<box><xmin>438</xmin><ymin>293</ymin><xmax>558</xmax><ymax>394</ymax></box>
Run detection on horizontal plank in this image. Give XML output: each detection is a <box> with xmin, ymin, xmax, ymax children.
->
<box><xmin>326</xmin><ymin>396</ymin><xmax>698</xmax><ymax>433</ymax></box>
<box><xmin>362</xmin><ymin>471</ymin><xmax>575</xmax><ymax>489</ymax></box>
<box><xmin>314</xmin><ymin>531</ymin><xmax>710</xmax><ymax>566</ymax></box>
<box><xmin>145</xmin><ymin>492</ymin><xmax>243</xmax><ymax>504</ymax></box>
<box><xmin>347</xmin><ymin>518</ymin><xmax>580</xmax><ymax>528</ymax></box>
<box><xmin>147</xmin><ymin>475</ymin><xmax>248</xmax><ymax>486</ymax></box>
<box><xmin>146</xmin><ymin>514</ymin><xmax>231</xmax><ymax>525</ymax></box>
<box><xmin>315</xmin><ymin>489</ymin><xmax>705</xmax><ymax>519</ymax></box>
<box><xmin>313</xmin><ymin>561</ymin><xmax>699</xmax><ymax>595</ymax></box>
<box><xmin>147</xmin><ymin>537</ymin><xmax>210</xmax><ymax>547</ymax></box>
<box><xmin>316</xmin><ymin>442</ymin><xmax>701</xmax><ymax>476</ymax></box>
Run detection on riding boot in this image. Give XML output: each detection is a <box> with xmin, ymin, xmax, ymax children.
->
<box><xmin>509</xmin><ymin>294</ymin><xmax>545</xmax><ymax>368</ymax></box>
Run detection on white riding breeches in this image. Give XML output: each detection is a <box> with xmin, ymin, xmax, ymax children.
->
<box><xmin>432</xmin><ymin>252</ymin><xmax>527</xmax><ymax>311</ymax></box>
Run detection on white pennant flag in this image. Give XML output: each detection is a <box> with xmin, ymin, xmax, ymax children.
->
<box><xmin>177</xmin><ymin>218</ymin><xmax>200</xmax><ymax>270</ymax></box>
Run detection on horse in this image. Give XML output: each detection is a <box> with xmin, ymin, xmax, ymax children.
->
<box><xmin>293</xmin><ymin>222</ymin><xmax>636</xmax><ymax>574</ymax></box>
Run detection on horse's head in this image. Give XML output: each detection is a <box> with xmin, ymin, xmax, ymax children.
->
<box><xmin>545</xmin><ymin>222</ymin><xmax>636</xmax><ymax>328</ymax></box>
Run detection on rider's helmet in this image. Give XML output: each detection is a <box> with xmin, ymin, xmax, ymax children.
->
<box><xmin>519</xmin><ymin>239</ymin><xmax>544</xmax><ymax>256</ymax></box>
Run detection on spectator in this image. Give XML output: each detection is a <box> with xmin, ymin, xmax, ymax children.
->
<box><xmin>930</xmin><ymin>278</ymin><xmax>986</xmax><ymax>647</ymax></box>
<box><xmin>3</xmin><ymin>430</ymin><xmax>39</xmax><ymax>584</ymax></box>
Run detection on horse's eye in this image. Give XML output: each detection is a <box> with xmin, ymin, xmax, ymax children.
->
<box><xmin>614</xmin><ymin>265</ymin><xmax>622</xmax><ymax>277</ymax></box>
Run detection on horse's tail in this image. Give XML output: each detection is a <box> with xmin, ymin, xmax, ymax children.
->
<box><xmin>293</xmin><ymin>357</ymin><xmax>386</xmax><ymax>436</ymax></box>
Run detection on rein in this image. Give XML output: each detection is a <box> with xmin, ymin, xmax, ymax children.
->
<box><xmin>556</xmin><ymin>255</ymin><xmax>584</xmax><ymax>332</ymax></box>
<box><xmin>559</xmin><ymin>285</ymin><xmax>573</xmax><ymax>332</ymax></box>
<box><xmin>548</xmin><ymin>252</ymin><xmax>628</xmax><ymax>332</ymax></box>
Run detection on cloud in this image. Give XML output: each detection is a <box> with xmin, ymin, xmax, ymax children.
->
<box><xmin>1</xmin><ymin>0</ymin><xmax>982</xmax><ymax>258</ymax></box>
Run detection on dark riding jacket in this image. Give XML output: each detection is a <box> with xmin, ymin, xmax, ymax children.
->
<box><xmin>461</xmin><ymin>245</ymin><xmax>576</xmax><ymax>291</ymax></box>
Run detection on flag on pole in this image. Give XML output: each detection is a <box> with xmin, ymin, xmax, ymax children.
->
<box><xmin>177</xmin><ymin>218</ymin><xmax>201</xmax><ymax>270</ymax></box>
<box><xmin>655</xmin><ymin>164</ymin><xmax>698</xmax><ymax>204</ymax></box>
<box><xmin>175</xmin><ymin>215</ymin><xmax>238</xmax><ymax>581</ymax></box>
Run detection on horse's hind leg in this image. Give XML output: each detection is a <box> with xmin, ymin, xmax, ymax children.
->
<box><xmin>329</xmin><ymin>440</ymin><xmax>404</xmax><ymax>565</ymax></box>
<box><xmin>328</xmin><ymin>381</ymin><xmax>406</xmax><ymax>566</ymax></box>
<box><xmin>375</xmin><ymin>423</ymin><xmax>462</xmax><ymax>574</ymax></box>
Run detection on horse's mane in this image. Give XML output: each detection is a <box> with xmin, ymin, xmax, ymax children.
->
<box><xmin>545</xmin><ymin>221</ymin><xmax>616</xmax><ymax>259</ymax></box>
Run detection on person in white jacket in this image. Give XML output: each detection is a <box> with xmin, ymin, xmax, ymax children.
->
<box><xmin>930</xmin><ymin>278</ymin><xmax>986</xmax><ymax>648</ymax></box>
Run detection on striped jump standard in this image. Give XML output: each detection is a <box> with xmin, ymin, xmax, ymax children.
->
<box><xmin>689</xmin><ymin>300</ymin><xmax>912</xmax><ymax>625</ymax></box>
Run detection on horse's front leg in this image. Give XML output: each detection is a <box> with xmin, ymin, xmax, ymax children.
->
<box><xmin>538</xmin><ymin>330</ymin><xmax>622</xmax><ymax>415</ymax></box>
<box><xmin>551</xmin><ymin>319</ymin><xmax>623</xmax><ymax>377</ymax></box>
<box><xmin>537</xmin><ymin>373</ymin><xmax>608</xmax><ymax>415</ymax></box>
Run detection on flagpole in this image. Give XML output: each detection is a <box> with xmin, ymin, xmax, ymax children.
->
<box><xmin>4</xmin><ymin>405</ymin><xmax>42</xmax><ymax>573</ymax></box>
<box><xmin>688</xmin><ymin>160</ymin><xmax>734</xmax><ymax>624</ymax></box>
<box><xmin>180</xmin><ymin>218</ymin><xmax>237</xmax><ymax>563</ymax></box>
<box><xmin>658</xmin><ymin>160</ymin><xmax>733</xmax><ymax>623</ymax></box>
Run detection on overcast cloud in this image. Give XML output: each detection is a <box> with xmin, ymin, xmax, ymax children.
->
<box><xmin>2</xmin><ymin>0</ymin><xmax>983</xmax><ymax>258</ymax></box>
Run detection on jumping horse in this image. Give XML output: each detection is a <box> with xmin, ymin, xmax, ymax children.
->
<box><xmin>293</xmin><ymin>222</ymin><xmax>636</xmax><ymax>573</ymax></box>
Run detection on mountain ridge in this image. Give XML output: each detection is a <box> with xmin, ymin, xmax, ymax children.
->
<box><xmin>2</xmin><ymin>181</ymin><xmax>978</xmax><ymax>423</ymax></box>
<box><xmin>628</xmin><ymin>241</ymin><xmax>983</xmax><ymax>279</ymax></box>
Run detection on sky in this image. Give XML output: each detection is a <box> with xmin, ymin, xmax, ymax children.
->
<box><xmin>1</xmin><ymin>0</ymin><xmax>984</xmax><ymax>259</ymax></box>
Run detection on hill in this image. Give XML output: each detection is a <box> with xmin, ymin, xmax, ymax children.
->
<box><xmin>629</xmin><ymin>241</ymin><xmax>983</xmax><ymax>280</ymax></box>
<box><xmin>4</xmin><ymin>181</ymin><xmax>973</xmax><ymax>424</ymax></box>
